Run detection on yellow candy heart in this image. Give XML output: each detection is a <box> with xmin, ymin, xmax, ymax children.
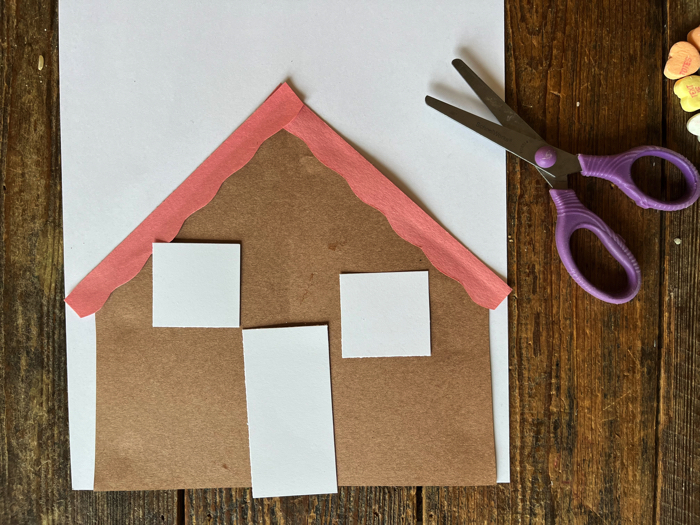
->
<box><xmin>674</xmin><ymin>76</ymin><xmax>700</xmax><ymax>112</ymax></box>
<box><xmin>664</xmin><ymin>41</ymin><xmax>700</xmax><ymax>79</ymax></box>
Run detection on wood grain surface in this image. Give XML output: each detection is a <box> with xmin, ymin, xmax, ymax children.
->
<box><xmin>659</xmin><ymin>2</ymin><xmax>700</xmax><ymax>523</ymax></box>
<box><xmin>0</xmin><ymin>0</ymin><xmax>698</xmax><ymax>523</ymax></box>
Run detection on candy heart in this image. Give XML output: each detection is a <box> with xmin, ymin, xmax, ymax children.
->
<box><xmin>664</xmin><ymin>41</ymin><xmax>700</xmax><ymax>79</ymax></box>
<box><xmin>688</xmin><ymin>25</ymin><xmax>700</xmax><ymax>50</ymax></box>
<box><xmin>686</xmin><ymin>113</ymin><xmax>700</xmax><ymax>141</ymax></box>
<box><xmin>674</xmin><ymin>76</ymin><xmax>700</xmax><ymax>111</ymax></box>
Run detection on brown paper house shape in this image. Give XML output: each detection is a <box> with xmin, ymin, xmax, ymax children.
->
<box><xmin>66</xmin><ymin>84</ymin><xmax>511</xmax><ymax>491</ymax></box>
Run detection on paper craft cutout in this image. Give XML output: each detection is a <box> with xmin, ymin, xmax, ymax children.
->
<box><xmin>65</xmin><ymin>84</ymin><xmax>510</xmax><ymax>318</ymax></box>
<box><xmin>242</xmin><ymin>326</ymin><xmax>338</xmax><ymax>498</ymax></box>
<box><xmin>340</xmin><ymin>271</ymin><xmax>431</xmax><ymax>358</ymax></box>
<box><xmin>93</xmin><ymin>130</ymin><xmax>497</xmax><ymax>489</ymax></box>
<box><xmin>152</xmin><ymin>243</ymin><xmax>241</xmax><ymax>328</ymax></box>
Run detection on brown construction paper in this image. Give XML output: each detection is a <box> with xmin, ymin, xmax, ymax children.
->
<box><xmin>94</xmin><ymin>130</ymin><xmax>496</xmax><ymax>490</ymax></box>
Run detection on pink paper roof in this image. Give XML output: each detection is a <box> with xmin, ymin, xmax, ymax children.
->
<box><xmin>65</xmin><ymin>83</ymin><xmax>511</xmax><ymax>317</ymax></box>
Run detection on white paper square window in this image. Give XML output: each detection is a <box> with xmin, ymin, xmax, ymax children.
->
<box><xmin>339</xmin><ymin>271</ymin><xmax>431</xmax><ymax>358</ymax></box>
<box><xmin>152</xmin><ymin>243</ymin><xmax>241</xmax><ymax>328</ymax></box>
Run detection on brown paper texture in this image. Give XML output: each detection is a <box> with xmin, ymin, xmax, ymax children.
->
<box><xmin>94</xmin><ymin>130</ymin><xmax>496</xmax><ymax>490</ymax></box>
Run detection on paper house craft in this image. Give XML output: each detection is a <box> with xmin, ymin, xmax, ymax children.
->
<box><xmin>65</xmin><ymin>84</ymin><xmax>511</xmax><ymax>491</ymax></box>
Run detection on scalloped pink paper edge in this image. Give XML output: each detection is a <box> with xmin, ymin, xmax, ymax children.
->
<box><xmin>65</xmin><ymin>83</ymin><xmax>510</xmax><ymax>317</ymax></box>
<box><xmin>284</xmin><ymin>106</ymin><xmax>511</xmax><ymax>309</ymax></box>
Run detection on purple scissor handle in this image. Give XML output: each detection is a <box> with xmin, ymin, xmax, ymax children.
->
<box><xmin>550</xmin><ymin>189</ymin><xmax>642</xmax><ymax>304</ymax></box>
<box><xmin>427</xmin><ymin>59</ymin><xmax>700</xmax><ymax>304</ymax></box>
<box><xmin>578</xmin><ymin>146</ymin><xmax>700</xmax><ymax>211</ymax></box>
<box><xmin>549</xmin><ymin>146</ymin><xmax>700</xmax><ymax>304</ymax></box>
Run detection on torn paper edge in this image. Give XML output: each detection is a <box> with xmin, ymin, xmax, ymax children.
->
<box><xmin>65</xmin><ymin>83</ymin><xmax>510</xmax><ymax>318</ymax></box>
<box><xmin>285</xmin><ymin>107</ymin><xmax>510</xmax><ymax>310</ymax></box>
<box><xmin>65</xmin><ymin>84</ymin><xmax>303</xmax><ymax>317</ymax></box>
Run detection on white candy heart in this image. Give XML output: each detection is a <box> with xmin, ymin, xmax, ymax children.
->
<box><xmin>686</xmin><ymin>113</ymin><xmax>700</xmax><ymax>140</ymax></box>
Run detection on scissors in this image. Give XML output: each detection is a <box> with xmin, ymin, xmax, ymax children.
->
<box><xmin>426</xmin><ymin>59</ymin><xmax>700</xmax><ymax>304</ymax></box>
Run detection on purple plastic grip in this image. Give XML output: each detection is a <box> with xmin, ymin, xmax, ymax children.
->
<box><xmin>578</xmin><ymin>146</ymin><xmax>700</xmax><ymax>211</ymax></box>
<box><xmin>550</xmin><ymin>189</ymin><xmax>642</xmax><ymax>304</ymax></box>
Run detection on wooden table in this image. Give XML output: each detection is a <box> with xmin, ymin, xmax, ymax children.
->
<box><xmin>1</xmin><ymin>0</ymin><xmax>698</xmax><ymax>523</ymax></box>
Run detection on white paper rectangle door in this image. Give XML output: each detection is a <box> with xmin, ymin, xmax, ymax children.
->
<box><xmin>242</xmin><ymin>325</ymin><xmax>338</xmax><ymax>498</ymax></box>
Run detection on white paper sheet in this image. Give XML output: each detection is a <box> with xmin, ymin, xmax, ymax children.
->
<box><xmin>59</xmin><ymin>0</ymin><xmax>509</xmax><ymax>488</ymax></box>
<box><xmin>65</xmin><ymin>307</ymin><xmax>96</xmax><ymax>490</ymax></box>
<box><xmin>152</xmin><ymin>243</ymin><xmax>241</xmax><ymax>328</ymax></box>
<box><xmin>340</xmin><ymin>272</ymin><xmax>431</xmax><ymax>358</ymax></box>
<box><xmin>242</xmin><ymin>326</ymin><xmax>338</xmax><ymax>498</ymax></box>
<box><xmin>490</xmin><ymin>301</ymin><xmax>509</xmax><ymax>483</ymax></box>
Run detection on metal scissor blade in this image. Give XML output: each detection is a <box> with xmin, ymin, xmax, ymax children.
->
<box><xmin>452</xmin><ymin>58</ymin><xmax>566</xmax><ymax>186</ymax></box>
<box><xmin>427</xmin><ymin>96</ymin><xmax>544</xmax><ymax>162</ymax></box>
<box><xmin>426</xmin><ymin>96</ymin><xmax>579</xmax><ymax>188</ymax></box>
<box><xmin>451</xmin><ymin>59</ymin><xmax>543</xmax><ymax>141</ymax></box>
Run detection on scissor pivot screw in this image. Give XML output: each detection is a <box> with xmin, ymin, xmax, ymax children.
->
<box><xmin>535</xmin><ymin>146</ymin><xmax>557</xmax><ymax>169</ymax></box>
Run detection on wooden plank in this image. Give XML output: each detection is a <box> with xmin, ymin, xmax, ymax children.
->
<box><xmin>68</xmin><ymin>492</ymin><xmax>181</xmax><ymax>525</ymax></box>
<box><xmin>659</xmin><ymin>2</ymin><xmax>700</xmax><ymax>523</ymax></box>
<box><xmin>0</xmin><ymin>1</ymin><xmax>179</xmax><ymax>523</ymax></box>
<box><xmin>185</xmin><ymin>487</ymin><xmax>416</xmax><ymax>524</ymax></box>
<box><xmin>425</xmin><ymin>0</ymin><xmax>665</xmax><ymax>522</ymax></box>
<box><xmin>423</xmin><ymin>486</ymin><xmax>510</xmax><ymax>525</ymax></box>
